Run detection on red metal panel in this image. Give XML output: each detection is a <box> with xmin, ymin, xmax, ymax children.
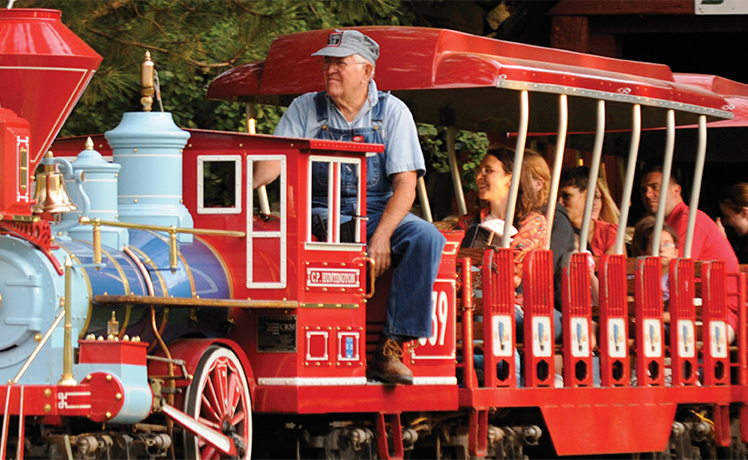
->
<box><xmin>376</xmin><ymin>413</ymin><xmax>404</xmax><ymax>460</ymax></box>
<box><xmin>78</xmin><ymin>339</ymin><xmax>148</xmax><ymax>366</ymax></box>
<box><xmin>598</xmin><ymin>255</ymin><xmax>630</xmax><ymax>387</ymax></box>
<box><xmin>523</xmin><ymin>250</ymin><xmax>555</xmax><ymax>388</ymax></box>
<box><xmin>669</xmin><ymin>258</ymin><xmax>699</xmax><ymax>386</ymax></box>
<box><xmin>483</xmin><ymin>249</ymin><xmax>517</xmax><ymax>388</ymax></box>
<box><xmin>562</xmin><ymin>252</ymin><xmax>594</xmax><ymax>387</ymax></box>
<box><xmin>739</xmin><ymin>272</ymin><xmax>748</xmax><ymax>387</ymax></box>
<box><xmin>408</xmin><ymin>231</ymin><xmax>461</xmax><ymax>382</ymax></box>
<box><xmin>458</xmin><ymin>258</ymin><xmax>477</xmax><ymax>390</ymax></box>
<box><xmin>541</xmin><ymin>399</ymin><xmax>676</xmax><ymax>455</ymax></box>
<box><xmin>739</xmin><ymin>272</ymin><xmax>748</xmax><ymax>445</ymax></box>
<box><xmin>0</xmin><ymin>108</ymin><xmax>31</xmax><ymax>218</ymax></box>
<box><xmin>713</xmin><ymin>404</ymin><xmax>731</xmax><ymax>448</ymax></box>
<box><xmin>85</xmin><ymin>372</ymin><xmax>125</xmax><ymax>423</ymax></box>
<box><xmin>702</xmin><ymin>261</ymin><xmax>730</xmax><ymax>386</ymax></box>
<box><xmin>468</xmin><ymin>409</ymin><xmax>489</xmax><ymax>458</ymax></box>
<box><xmin>635</xmin><ymin>256</ymin><xmax>666</xmax><ymax>387</ymax></box>
<box><xmin>253</xmin><ymin>384</ymin><xmax>458</xmax><ymax>414</ymax></box>
<box><xmin>459</xmin><ymin>385</ymin><xmax>725</xmax><ymax>455</ymax></box>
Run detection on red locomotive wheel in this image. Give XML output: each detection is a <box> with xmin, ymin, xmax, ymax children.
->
<box><xmin>184</xmin><ymin>346</ymin><xmax>252</xmax><ymax>460</ymax></box>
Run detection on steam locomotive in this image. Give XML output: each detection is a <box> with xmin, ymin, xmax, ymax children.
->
<box><xmin>1</xmin><ymin>7</ymin><xmax>747</xmax><ymax>460</ymax></box>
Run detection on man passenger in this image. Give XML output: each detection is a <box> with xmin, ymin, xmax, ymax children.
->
<box><xmin>640</xmin><ymin>166</ymin><xmax>738</xmax><ymax>342</ymax></box>
<box><xmin>254</xmin><ymin>29</ymin><xmax>446</xmax><ymax>384</ymax></box>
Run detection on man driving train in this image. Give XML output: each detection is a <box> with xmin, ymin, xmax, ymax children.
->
<box><xmin>253</xmin><ymin>29</ymin><xmax>446</xmax><ymax>385</ymax></box>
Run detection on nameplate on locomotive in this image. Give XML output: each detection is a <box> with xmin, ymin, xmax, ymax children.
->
<box><xmin>257</xmin><ymin>315</ymin><xmax>297</xmax><ymax>353</ymax></box>
<box><xmin>305</xmin><ymin>266</ymin><xmax>360</xmax><ymax>291</ymax></box>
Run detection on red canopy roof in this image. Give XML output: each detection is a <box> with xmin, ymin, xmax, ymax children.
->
<box><xmin>208</xmin><ymin>27</ymin><xmax>732</xmax><ymax>134</ymax></box>
<box><xmin>674</xmin><ymin>74</ymin><xmax>748</xmax><ymax>129</ymax></box>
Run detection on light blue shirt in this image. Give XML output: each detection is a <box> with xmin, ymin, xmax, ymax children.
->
<box><xmin>274</xmin><ymin>79</ymin><xmax>426</xmax><ymax>184</ymax></box>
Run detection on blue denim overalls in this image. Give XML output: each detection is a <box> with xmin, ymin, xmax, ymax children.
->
<box><xmin>312</xmin><ymin>91</ymin><xmax>446</xmax><ymax>340</ymax></box>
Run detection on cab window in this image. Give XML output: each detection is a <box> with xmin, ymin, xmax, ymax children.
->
<box><xmin>197</xmin><ymin>155</ymin><xmax>241</xmax><ymax>214</ymax></box>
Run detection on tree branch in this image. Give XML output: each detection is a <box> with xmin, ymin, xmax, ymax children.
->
<box><xmin>85</xmin><ymin>26</ymin><xmax>234</xmax><ymax>69</ymax></box>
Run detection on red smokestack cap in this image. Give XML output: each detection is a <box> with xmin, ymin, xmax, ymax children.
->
<box><xmin>0</xmin><ymin>9</ymin><xmax>102</xmax><ymax>175</ymax></box>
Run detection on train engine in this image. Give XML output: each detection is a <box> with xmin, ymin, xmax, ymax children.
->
<box><xmin>0</xmin><ymin>8</ymin><xmax>251</xmax><ymax>459</ymax></box>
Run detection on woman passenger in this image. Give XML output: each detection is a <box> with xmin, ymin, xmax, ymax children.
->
<box><xmin>558</xmin><ymin>167</ymin><xmax>617</xmax><ymax>256</ymax></box>
<box><xmin>456</xmin><ymin>148</ymin><xmax>552</xmax><ymax>337</ymax></box>
<box><xmin>717</xmin><ymin>183</ymin><xmax>748</xmax><ymax>264</ymax></box>
<box><xmin>522</xmin><ymin>151</ymin><xmax>576</xmax><ymax>319</ymax></box>
<box><xmin>592</xmin><ymin>177</ymin><xmax>620</xmax><ymax>226</ymax></box>
<box><xmin>457</xmin><ymin>148</ymin><xmax>548</xmax><ymax>287</ymax></box>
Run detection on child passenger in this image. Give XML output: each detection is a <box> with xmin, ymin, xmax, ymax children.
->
<box><xmin>631</xmin><ymin>216</ymin><xmax>679</xmax><ymax>306</ymax></box>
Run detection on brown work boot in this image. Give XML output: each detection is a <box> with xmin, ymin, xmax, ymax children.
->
<box><xmin>366</xmin><ymin>336</ymin><xmax>413</xmax><ymax>385</ymax></box>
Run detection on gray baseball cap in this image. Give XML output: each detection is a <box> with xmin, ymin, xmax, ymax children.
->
<box><xmin>311</xmin><ymin>29</ymin><xmax>380</xmax><ymax>65</ymax></box>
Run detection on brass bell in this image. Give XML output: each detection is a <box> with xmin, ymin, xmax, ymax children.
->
<box><xmin>32</xmin><ymin>152</ymin><xmax>77</xmax><ymax>215</ymax></box>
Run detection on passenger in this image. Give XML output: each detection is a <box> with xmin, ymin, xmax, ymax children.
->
<box><xmin>254</xmin><ymin>29</ymin><xmax>447</xmax><ymax>385</ymax></box>
<box><xmin>640</xmin><ymin>166</ymin><xmax>738</xmax><ymax>343</ymax></box>
<box><xmin>592</xmin><ymin>177</ymin><xmax>620</xmax><ymax>226</ymax></box>
<box><xmin>454</xmin><ymin>147</ymin><xmax>553</xmax><ymax>338</ymax></box>
<box><xmin>522</xmin><ymin>151</ymin><xmax>575</xmax><ymax>333</ymax></box>
<box><xmin>558</xmin><ymin>167</ymin><xmax>617</xmax><ymax>256</ymax></box>
<box><xmin>631</xmin><ymin>216</ymin><xmax>679</xmax><ymax>306</ymax></box>
<box><xmin>717</xmin><ymin>183</ymin><xmax>748</xmax><ymax>264</ymax></box>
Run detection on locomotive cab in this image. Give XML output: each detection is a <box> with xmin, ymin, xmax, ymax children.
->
<box><xmin>184</xmin><ymin>133</ymin><xmax>377</xmax><ymax>390</ymax></box>
<box><xmin>181</xmin><ymin>130</ymin><xmax>461</xmax><ymax>408</ymax></box>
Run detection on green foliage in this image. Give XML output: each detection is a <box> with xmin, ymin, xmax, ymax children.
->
<box><xmin>202</xmin><ymin>160</ymin><xmax>237</xmax><ymax>208</ymax></box>
<box><xmin>15</xmin><ymin>0</ymin><xmax>413</xmax><ymax>136</ymax></box>
<box><xmin>419</xmin><ymin>124</ymin><xmax>489</xmax><ymax>191</ymax></box>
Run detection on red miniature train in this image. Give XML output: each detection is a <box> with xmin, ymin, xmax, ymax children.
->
<box><xmin>2</xmin><ymin>9</ymin><xmax>748</xmax><ymax>459</ymax></box>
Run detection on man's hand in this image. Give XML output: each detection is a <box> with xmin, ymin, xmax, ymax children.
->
<box><xmin>369</xmin><ymin>231</ymin><xmax>392</xmax><ymax>278</ymax></box>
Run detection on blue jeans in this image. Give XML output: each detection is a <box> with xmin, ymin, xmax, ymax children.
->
<box><xmin>367</xmin><ymin>197</ymin><xmax>446</xmax><ymax>340</ymax></box>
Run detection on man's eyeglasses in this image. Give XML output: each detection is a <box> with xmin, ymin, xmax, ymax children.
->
<box><xmin>319</xmin><ymin>57</ymin><xmax>368</xmax><ymax>72</ymax></box>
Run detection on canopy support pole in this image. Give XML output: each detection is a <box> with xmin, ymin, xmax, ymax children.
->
<box><xmin>615</xmin><ymin>104</ymin><xmax>641</xmax><ymax>255</ymax></box>
<box><xmin>579</xmin><ymin>100</ymin><xmax>605</xmax><ymax>253</ymax></box>
<box><xmin>652</xmin><ymin>109</ymin><xmax>676</xmax><ymax>257</ymax></box>
<box><xmin>503</xmin><ymin>90</ymin><xmax>529</xmax><ymax>248</ymax></box>
<box><xmin>447</xmin><ymin>126</ymin><xmax>467</xmax><ymax>217</ymax></box>
<box><xmin>684</xmin><ymin>115</ymin><xmax>707</xmax><ymax>259</ymax></box>
<box><xmin>247</xmin><ymin>103</ymin><xmax>271</xmax><ymax>215</ymax></box>
<box><xmin>417</xmin><ymin>177</ymin><xmax>433</xmax><ymax>222</ymax></box>
<box><xmin>546</xmin><ymin>94</ymin><xmax>568</xmax><ymax>249</ymax></box>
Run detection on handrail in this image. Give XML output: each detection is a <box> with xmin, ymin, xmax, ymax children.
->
<box><xmin>58</xmin><ymin>256</ymin><xmax>77</xmax><ymax>386</ymax></box>
<box><xmin>78</xmin><ymin>216</ymin><xmax>246</xmax><ymax>237</ymax></box>
<box><xmin>13</xmin><ymin>309</ymin><xmax>66</xmax><ymax>384</ymax></box>
<box><xmin>78</xmin><ymin>216</ymin><xmax>245</xmax><ymax>271</ymax></box>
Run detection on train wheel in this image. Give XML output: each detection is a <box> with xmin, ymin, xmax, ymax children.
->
<box><xmin>183</xmin><ymin>346</ymin><xmax>252</xmax><ymax>460</ymax></box>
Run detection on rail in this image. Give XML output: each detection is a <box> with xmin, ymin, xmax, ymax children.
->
<box><xmin>78</xmin><ymin>216</ymin><xmax>245</xmax><ymax>271</ymax></box>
